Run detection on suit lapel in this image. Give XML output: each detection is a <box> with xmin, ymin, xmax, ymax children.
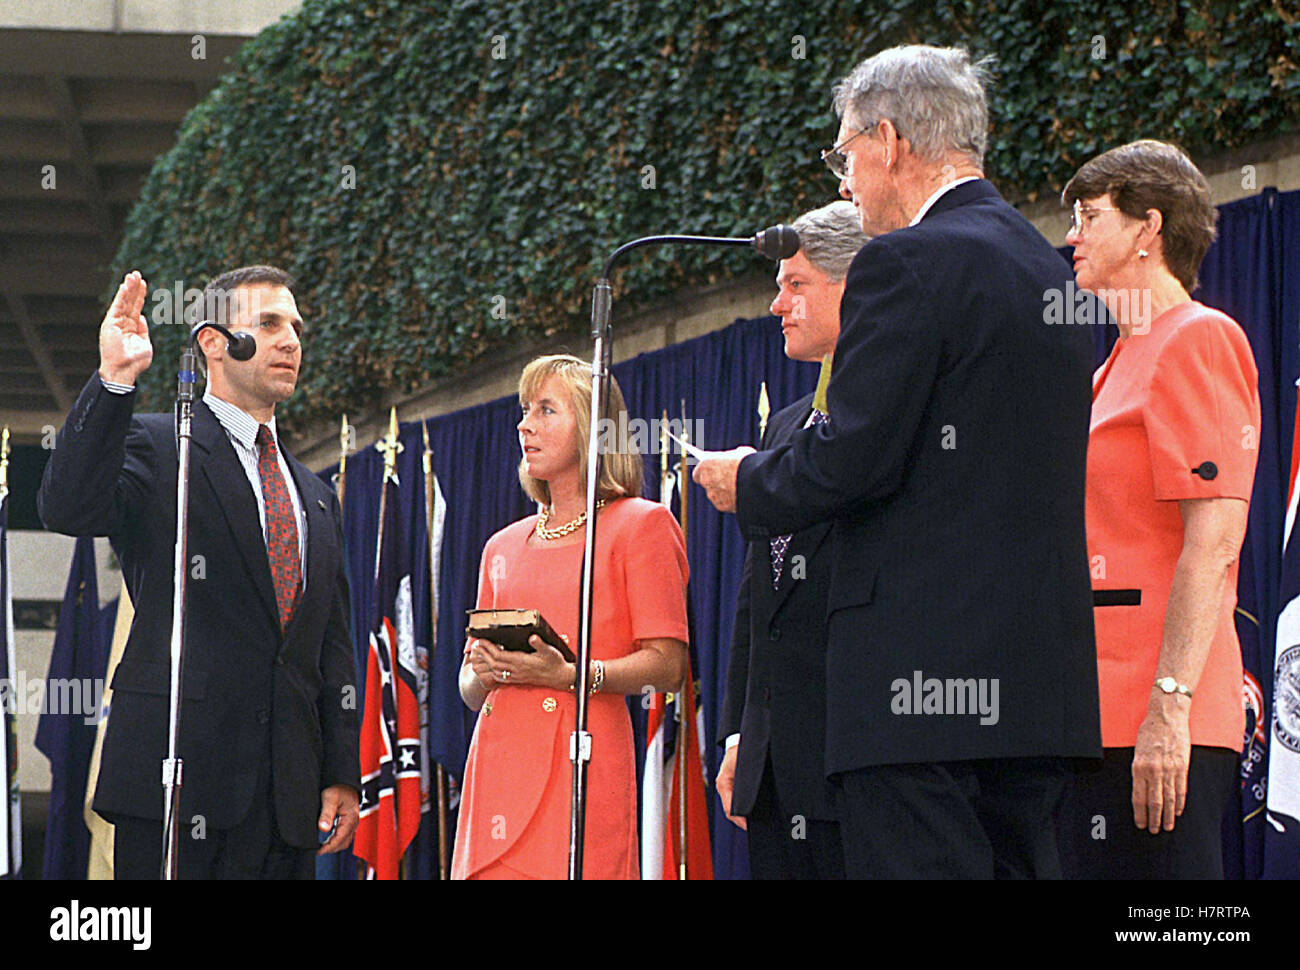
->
<box><xmin>192</xmin><ymin>401</ymin><xmax>281</xmax><ymax>632</ymax></box>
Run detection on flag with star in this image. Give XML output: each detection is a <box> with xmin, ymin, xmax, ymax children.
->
<box><xmin>354</xmin><ymin>460</ymin><xmax>422</xmax><ymax>880</ymax></box>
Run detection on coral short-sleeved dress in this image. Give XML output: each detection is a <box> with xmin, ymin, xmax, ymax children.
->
<box><xmin>1086</xmin><ymin>301</ymin><xmax>1260</xmax><ymax>750</ymax></box>
<box><xmin>451</xmin><ymin>497</ymin><xmax>690</xmax><ymax>880</ymax></box>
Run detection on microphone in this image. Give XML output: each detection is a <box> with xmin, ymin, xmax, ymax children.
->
<box><xmin>224</xmin><ymin>332</ymin><xmax>256</xmax><ymax>361</ymax></box>
<box><xmin>189</xmin><ymin>320</ymin><xmax>257</xmax><ymax>361</ymax></box>
<box><xmin>751</xmin><ymin>224</ymin><xmax>800</xmax><ymax>260</ymax></box>
<box><xmin>599</xmin><ymin>225</ymin><xmax>801</xmax><ymax>278</ymax></box>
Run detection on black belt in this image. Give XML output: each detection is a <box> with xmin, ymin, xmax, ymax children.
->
<box><xmin>1093</xmin><ymin>589</ymin><xmax>1141</xmax><ymax>607</ymax></box>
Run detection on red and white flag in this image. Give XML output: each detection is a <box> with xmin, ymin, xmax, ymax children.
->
<box><xmin>355</xmin><ymin>473</ymin><xmax>422</xmax><ymax>879</ymax></box>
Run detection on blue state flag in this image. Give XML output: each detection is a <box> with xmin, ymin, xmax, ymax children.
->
<box><xmin>35</xmin><ymin>537</ymin><xmax>113</xmax><ymax>880</ymax></box>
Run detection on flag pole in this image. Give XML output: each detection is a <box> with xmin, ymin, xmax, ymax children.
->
<box><xmin>335</xmin><ymin>414</ymin><xmax>349</xmax><ymax>508</ymax></box>
<box><xmin>0</xmin><ymin>426</ymin><xmax>8</xmax><ymax>502</ymax></box>
<box><xmin>335</xmin><ymin>414</ymin><xmax>355</xmax><ymax>876</ymax></box>
<box><xmin>659</xmin><ymin>410</ymin><xmax>670</xmax><ymax>505</ymax></box>
<box><xmin>360</xmin><ymin>408</ymin><xmax>403</xmax><ymax>880</ymax></box>
<box><xmin>675</xmin><ymin>401</ymin><xmax>690</xmax><ymax>879</ymax></box>
<box><xmin>373</xmin><ymin>408</ymin><xmax>401</xmax><ymax>575</ymax></box>
<box><xmin>381</xmin><ymin>408</ymin><xmax>402</xmax><ymax>879</ymax></box>
<box><xmin>421</xmin><ymin>421</ymin><xmax>451</xmax><ymax>880</ymax></box>
<box><xmin>0</xmin><ymin>425</ymin><xmax>15</xmax><ymax>880</ymax></box>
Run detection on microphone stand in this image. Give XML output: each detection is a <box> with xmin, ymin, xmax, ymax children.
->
<box><xmin>161</xmin><ymin>341</ymin><xmax>197</xmax><ymax>879</ymax></box>
<box><xmin>568</xmin><ymin>229</ymin><xmax>795</xmax><ymax>879</ymax></box>
<box><xmin>161</xmin><ymin>320</ymin><xmax>255</xmax><ymax>879</ymax></box>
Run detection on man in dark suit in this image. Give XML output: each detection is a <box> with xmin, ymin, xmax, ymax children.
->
<box><xmin>716</xmin><ymin>201</ymin><xmax>868</xmax><ymax>879</ymax></box>
<box><xmin>39</xmin><ymin>265</ymin><xmax>360</xmax><ymax>879</ymax></box>
<box><xmin>696</xmin><ymin>45</ymin><xmax>1101</xmax><ymax>878</ymax></box>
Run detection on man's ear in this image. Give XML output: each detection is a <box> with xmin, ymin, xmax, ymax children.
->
<box><xmin>878</xmin><ymin>118</ymin><xmax>902</xmax><ymax>169</ymax></box>
<box><xmin>195</xmin><ymin>326</ymin><xmax>223</xmax><ymax>363</ymax></box>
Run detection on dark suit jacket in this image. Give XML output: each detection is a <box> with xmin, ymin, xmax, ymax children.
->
<box><xmin>720</xmin><ymin>392</ymin><xmax>836</xmax><ymax>820</ymax></box>
<box><xmin>736</xmin><ymin>179</ymin><xmax>1101</xmax><ymax>776</ymax></box>
<box><xmin>38</xmin><ymin>376</ymin><xmax>360</xmax><ymax>849</ymax></box>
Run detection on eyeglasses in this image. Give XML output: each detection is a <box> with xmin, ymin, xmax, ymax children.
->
<box><xmin>820</xmin><ymin>128</ymin><xmax>871</xmax><ymax>180</ymax></box>
<box><xmin>1069</xmin><ymin>199</ymin><xmax>1123</xmax><ymax>236</ymax></box>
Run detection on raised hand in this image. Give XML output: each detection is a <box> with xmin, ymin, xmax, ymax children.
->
<box><xmin>98</xmin><ymin>271</ymin><xmax>153</xmax><ymax>386</ymax></box>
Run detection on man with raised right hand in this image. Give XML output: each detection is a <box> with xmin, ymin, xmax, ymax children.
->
<box><xmin>39</xmin><ymin>266</ymin><xmax>360</xmax><ymax>879</ymax></box>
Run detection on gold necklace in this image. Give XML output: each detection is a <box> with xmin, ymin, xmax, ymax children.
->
<box><xmin>537</xmin><ymin>499</ymin><xmax>605</xmax><ymax>540</ymax></box>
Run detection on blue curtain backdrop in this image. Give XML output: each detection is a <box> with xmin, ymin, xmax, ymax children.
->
<box><xmin>1200</xmin><ymin>188</ymin><xmax>1300</xmax><ymax>878</ymax></box>
<box><xmin>316</xmin><ymin>186</ymin><xmax>1299</xmax><ymax>880</ymax></box>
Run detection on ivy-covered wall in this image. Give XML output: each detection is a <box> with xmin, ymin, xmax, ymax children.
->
<box><xmin>112</xmin><ymin>0</ymin><xmax>1299</xmax><ymax>432</ymax></box>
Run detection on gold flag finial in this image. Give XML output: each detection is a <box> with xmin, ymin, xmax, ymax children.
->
<box><xmin>757</xmin><ymin>381</ymin><xmax>770</xmax><ymax>439</ymax></box>
<box><xmin>375</xmin><ymin>407</ymin><xmax>404</xmax><ymax>484</ymax></box>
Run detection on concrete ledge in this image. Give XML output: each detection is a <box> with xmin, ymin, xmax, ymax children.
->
<box><xmin>0</xmin><ymin>0</ymin><xmax>300</xmax><ymax>34</ymax></box>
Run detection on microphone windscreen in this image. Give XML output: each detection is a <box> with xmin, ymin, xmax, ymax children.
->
<box><xmin>227</xmin><ymin>332</ymin><xmax>257</xmax><ymax>361</ymax></box>
<box><xmin>753</xmin><ymin>224</ymin><xmax>800</xmax><ymax>260</ymax></box>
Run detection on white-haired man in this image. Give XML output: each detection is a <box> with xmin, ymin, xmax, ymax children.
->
<box><xmin>696</xmin><ymin>45</ymin><xmax>1101</xmax><ymax>878</ymax></box>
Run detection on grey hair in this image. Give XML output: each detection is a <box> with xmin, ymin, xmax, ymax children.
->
<box><xmin>791</xmin><ymin>202</ymin><xmax>871</xmax><ymax>282</ymax></box>
<box><xmin>832</xmin><ymin>45</ymin><xmax>995</xmax><ymax>167</ymax></box>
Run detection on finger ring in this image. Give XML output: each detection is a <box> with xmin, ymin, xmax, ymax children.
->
<box><xmin>501</xmin><ymin>670</ymin><xmax>512</xmax><ymax>681</ymax></box>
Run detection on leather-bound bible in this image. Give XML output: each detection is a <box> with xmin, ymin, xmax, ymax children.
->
<box><xmin>465</xmin><ymin>609</ymin><xmax>576</xmax><ymax>663</ymax></box>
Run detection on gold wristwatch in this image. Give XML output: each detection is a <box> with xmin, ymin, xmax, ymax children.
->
<box><xmin>1154</xmin><ymin>676</ymin><xmax>1193</xmax><ymax>698</ymax></box>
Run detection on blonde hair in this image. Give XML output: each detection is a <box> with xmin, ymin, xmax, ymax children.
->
<box><xmin>517</xmin><ymin>354</ymin><xmax>645</xmax><ymax>506</ymax></box>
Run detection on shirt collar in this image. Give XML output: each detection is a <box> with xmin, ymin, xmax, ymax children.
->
<box><xmin>203</xmin><ymin>390</ymin><xmax>276</xmax><ymax>451</ymax></box>
<box><xmin>908</xmin><ymin>176</ymin><xmax>980</xmax><ymax>227</ymax></box>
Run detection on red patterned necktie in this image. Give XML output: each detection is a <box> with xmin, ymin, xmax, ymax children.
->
<box><xmin>256</xmin><ymin>424</ymin><xmax>301</xmax><ymax>629</ymax></box>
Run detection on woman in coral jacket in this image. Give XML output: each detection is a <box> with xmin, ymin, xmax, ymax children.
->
<box><xmin>1057</xmin><ymin>140</ymin><xmax>1260</xmax><ymax>879</ymax></box>
<box><xmin>452</xmin><ymin>354</ymin><xmax>689</xmax><ymax>879</ymax></box>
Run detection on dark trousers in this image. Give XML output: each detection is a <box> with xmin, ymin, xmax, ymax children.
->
<box><xmin>1056</xmin><ymin>745</ymin><xmax>1237</xmax><ymax>879</ymax></box>
<box><xmin>112</xmin><ymin>752</ymin><xmax>315</xmax><ymax>880</ymax></box>
<box><xmin>835</xmin><ymin>757</ymin><xmax>1068</xmax><ymax>879</ymax></box>
<box><xmin>745</xmin><ymin>756</ymin><xmax>845</xmax><ymax>880</ymax></box>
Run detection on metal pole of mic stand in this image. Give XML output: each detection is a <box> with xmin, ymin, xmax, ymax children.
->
<box><xmin>161</xmin><ymin>343</ymin><xmax>198</xmax><ymax>879</ymax></box>
<box><xmin>567</xmin><ymin>230</ymin><xmax>796</xmax><ymax>878</ymax></box>
<box><xmin>568</xmin><ymin>278</ymin><xmax>612</xmax><ymax>881</ymax></box>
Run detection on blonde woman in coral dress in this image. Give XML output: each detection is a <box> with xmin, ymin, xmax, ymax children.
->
<box><xmin>451</xmin><ymin>354</ymin><xmax>690</xmax><ymax>879</ymax></box>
